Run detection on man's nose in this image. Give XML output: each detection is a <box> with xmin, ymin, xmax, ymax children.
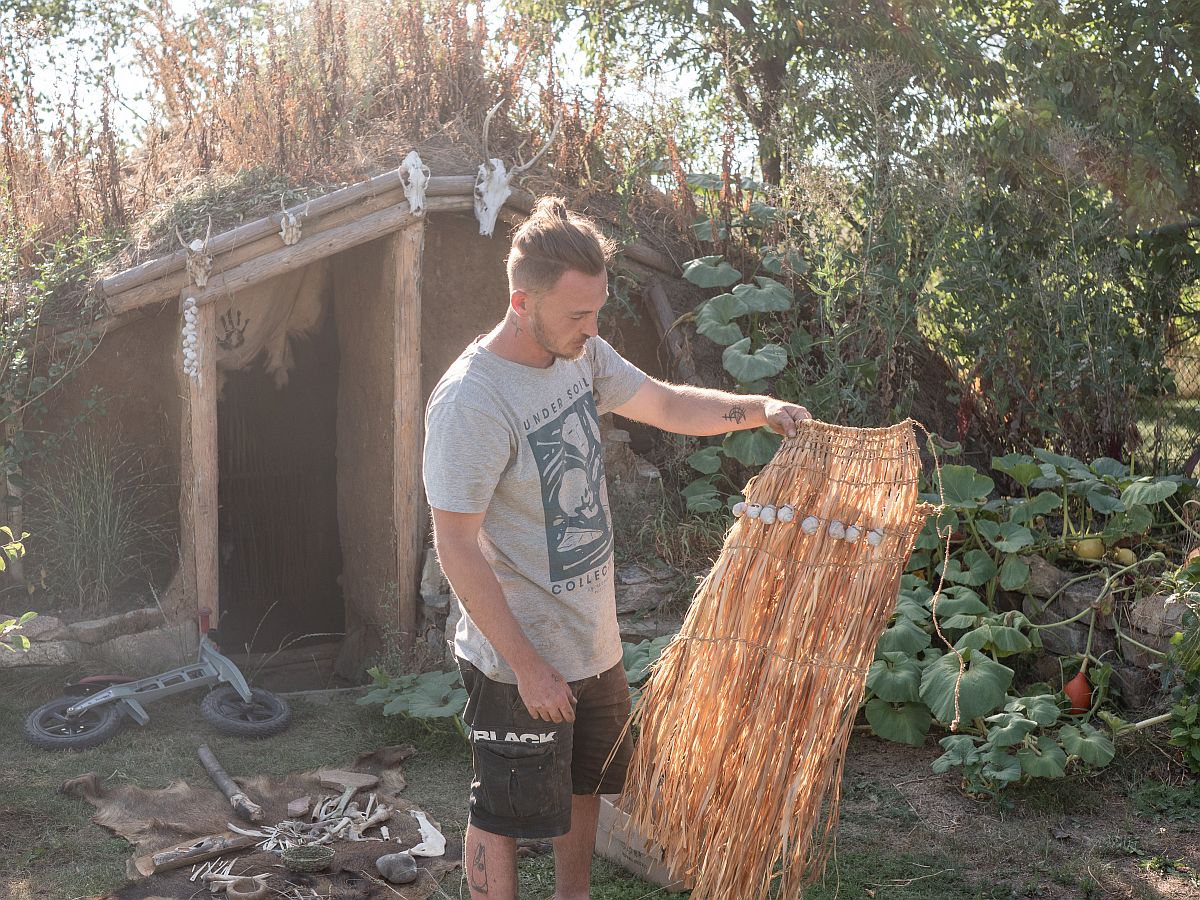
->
<box><xmin>583</xmin><ymin>316</ymin><xmax>599</xmax><ymax>337</ymax></box>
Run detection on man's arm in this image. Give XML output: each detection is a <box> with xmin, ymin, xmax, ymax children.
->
<box><xmin>431</xmin><ymin>507</ymin><xmax>577</xmax><ymax>723</ymax></box>
<box><xmin>612</xmin><ymin>377</ymin><xmax>811</xmax><ymax>437</ymax></box>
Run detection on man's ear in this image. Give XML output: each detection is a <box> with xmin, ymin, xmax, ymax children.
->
<box><xmin>510</xmin><ymin>288</ymin><xmax>531</xmax><ymax>318</ymax></box>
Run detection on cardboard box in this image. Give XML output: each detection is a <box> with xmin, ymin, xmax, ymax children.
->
<box><xmin>594</xmin><ymin>794</ymin><xmax>691</xmax><ymax>893</ymax></box>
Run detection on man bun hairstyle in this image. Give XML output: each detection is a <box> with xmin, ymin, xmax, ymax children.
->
<box><xmin>507</xmin><ymin>196</ymin><xmax>615</xmax><ymax>294</ymax></box>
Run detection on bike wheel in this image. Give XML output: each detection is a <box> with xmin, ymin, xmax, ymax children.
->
<box><xmin>200</xmin><ymin>685</ymin><xmax>291</xmax><ymax>738</ymax></box>
<box><xmin>24</xmin><ymin>696</ymin><xmax>123</xmax><ymax>750</ymax></box>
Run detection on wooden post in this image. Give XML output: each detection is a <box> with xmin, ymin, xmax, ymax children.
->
<box><xmin>178</xmin><ymin>289</ymin><xmax>220</xmax><ymax>630</ymax></box>
<box><xmin>394</xmin><ymin>221</ymin><xmax>425</xmax><ymax>639</ymax></box>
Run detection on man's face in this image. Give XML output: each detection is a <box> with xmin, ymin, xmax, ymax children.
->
<box><xmin>521</xmin><ymin>269</ymin><xmax>607</xmax><ymax>361</ymax></box>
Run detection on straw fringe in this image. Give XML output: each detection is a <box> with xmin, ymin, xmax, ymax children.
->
<box><xmin>621</xmin><ymin>419</ymin><xmax>937</xmax><ymax>900</ymax></box>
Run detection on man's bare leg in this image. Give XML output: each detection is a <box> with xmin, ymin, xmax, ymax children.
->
<box><xmin>465</xmin><ymin>823</ymin><xmax>516</xmax><ymax>899</ymax></box>
<box><xmin>552</xmin><ymin>793</ymin><xmax>600</xmax><ymax>900</ymax></box>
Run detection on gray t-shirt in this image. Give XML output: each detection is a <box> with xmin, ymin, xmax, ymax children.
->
<box><xmin>423</xmin><ymin>335</ymin><xmax>648</xmax><ymax>683</ymax></box>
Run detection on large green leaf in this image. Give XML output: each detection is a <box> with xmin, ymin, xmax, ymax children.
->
<box><xmin>1034</xmin><ymin>449</ymin><xmax>1092</xmax><ymax>479</ymax></box>
<box><xmin>681</xmin><ymin>477</ymin><xmax>722</xmax><ymax>512</ymax></box>
<box><xmin>940</xmin><ymin>550</ymin><xmax>998</xmax><ymax>587</ymax></box>
<box><xmin>1017</xmin><ymin>735</ymin><xmax>1068</xmax><ymax>778</ymax></box>
<box><xmin>955</xmin><ymin>624</ymin><xmax>1031</xmax><ymax>656</ymax></box>
<box><xmin>722</xmin><ymin>338</ymin><xmax>788</xmax><ymax>382</ymax></box>
<box><xmin>1090</xmin><ymin>457</ymin><xmax>1130</xmax><ymax>479</ymax></box>
<box><xmin>695</xmin><ymin>293</ymin><xmax>748</xmax><ymax>345</ymax></box>
<box><xmin>1005</xmin><ymin>694</ymin><xmax>1062</xmax><ymax>728</ymax></box>
<box><xmin>403</xmin><ymin>671</ymin><xmax>470</xmax><ymax>718</ymax></box>
<box><xmin>1120</xmin><ymin>477</ymin><xmax>1178</xmax><ymax>507</ymax></box>
<box><xmin>687</xmin><ymin>446</ymin><xmax>723</xmax><ymax>475</ymax></box>
<box><xmin>622</xmin><ymin>634</ymin><xmax>674</xmax><ymax>683</ymax></box>
<box><xmin>682</xmin><ymin>255</ymin><xmax>741</xmax><ymax>288</ymax></box>
<box><xmin>999</xmin><ymin>554</ymin><xmax>1031</xmax><ymax>591</ymax></box>
<box><xmin>977</xmin><ymin>520</ymin><xmax>1035</xmax><ymax>552</ymax></box>
<box><xmin>984</xmin><ymin>711</ymin><xmax>1039</xmax><ymax>747</ymax></box>
<box><xmin>980</xmin><ymin>747</ymin><xmax>1023</xmax><ymax>786</ymax></box>
<box><xmin>723</xmin><ymin>428</ymin><xmax>781</xmax><ymax>466</ymax></box>
<box><xmin>876</xmin><ymin>615</ymin><xmax>932</xmax><ymax>655</ymax></box>
<box><xmin>1009</xmin><ymin>491</ymin><xmax>1062</xmax><ymax>524</ymax></box>
<box><xmin>1058</xmin><ymin>723</ymin><xmax>1115</xmax><ymax>766</ymax></box>
<box><xmin>992</xmin><ymin>453</ymin><xmax>1042</xmax><ymax>487</ymax></box>
<box><xmin>1086</xmin><ymin>488</ymin><xmax>1125</xmax><ymax>514</ymax></box>
<box><xmin>867</xmin><ymin>652</ymin><xmax>922</xmax><ymax>702</ymax></box>
<box><xmin>920</xmin><ymin>649</ymin><xmax>1014</xmax><ymax>723</ymax></box>
<box><xmin>932</xmin><ymin>734</ymin><xmax>982</xmax><ymax>773</ymax></box>
<box><xmin>938</xmin><ymin>465</ymin><xmax>995</xmax><ymax>508</ymax></box>
<box><xmin>731</xmin><ymin>277</ymin><xmax>792</xmax><ymax>312</ymax></box>
<box><xmin>865</xmin><ymin>699</ymin><xmax>932</xmax><ymax>746</ymax></box>
<box><xmin>932</xmin><ymin>586</ymin><xmax>989</xmax><ymax>617</ymax></box>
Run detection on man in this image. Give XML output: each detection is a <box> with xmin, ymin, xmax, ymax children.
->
<box><xmin>423</xmin><ymin>197</ymin><xmax>810</xmax><ymax>900</ymax></box>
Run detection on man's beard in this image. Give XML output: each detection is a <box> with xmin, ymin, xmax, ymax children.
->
<box><xmin>530</xmin><ymin>309</ymin><xmax>587</xmax><ymax>361</ymax></box>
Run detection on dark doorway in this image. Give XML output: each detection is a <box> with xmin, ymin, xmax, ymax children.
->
<box><xmin>216</xmin><ymin>314</ymin><xmax>344</xmax><ymax>652</ymax></box>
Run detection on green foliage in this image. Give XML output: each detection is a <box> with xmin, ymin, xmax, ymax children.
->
<box><xmin>622</xmin><ymin>634</ymin><xmax>673</xmax><ymax>707</ymax></box>
<box><xmin>357</xmin><ymin>666</ymin><xmax>469</xmax><ymax>739</ymax></box>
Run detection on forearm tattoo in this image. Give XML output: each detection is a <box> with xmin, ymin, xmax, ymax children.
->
<box><xmin>723</xmin><ymin>406</ymin><xmax>747</xmax><ymax>424</ymax></box>
<box><xmin>471</xmin><ymin>843</ymin><xmax>490</xmax><ymax>894</ymax></box>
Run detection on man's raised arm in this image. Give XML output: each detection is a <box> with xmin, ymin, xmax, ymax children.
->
<box><xmin>431</xmin><ymin>507</ymin><xmax>577</xmax><ymax>724</ymax></box>
<box><xmin>612</xmin><ymin>377</ymin><xmax>811</xmax><ymax>437</ymax></box>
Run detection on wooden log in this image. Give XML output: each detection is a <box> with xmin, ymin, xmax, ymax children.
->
<box><xmin>643</xmin><ymin>280</ymin><xmax>700</xmax><ymax>385</ymax></box>
<box><xmin>178</xmin><ymin>292</ymin><xmax>220</xmax><ymax>627</ymax></box>
<box><xmin>198</xmin><ymin>743</ymin><xmax>264</xmax><ymax>823</ymax></box>
<box><xmin>393</xmin><ymin>221</ymin><xmax>425</xmax><ymax>638</ymax></box>
<box><xmin>100</xmin><ymin>173</ymin><xmax>476</xmax><ymax>299</ymax></box>
<box><xmin>133</xmin><ymin>832</ymin><xmax>258</xmax><ymax>876</ymax></box>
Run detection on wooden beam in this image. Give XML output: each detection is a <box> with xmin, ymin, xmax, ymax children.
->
<box><xmin>100</xmin><ymin>173</ymin><xmax>476</xmax><ymax>299</ymax></box>
<box><xmin>178</xmin><ymin>291</ymin><xmax>220</xmax><ymax>629</ymax></box>
<box><xmin>393</xmin><ymin>221</ymin><xmax>425</xmax><ymax>637</ymax></box>
<box><xmin>105</xmin><ymin>183</ymin><xmax>407</xmax><ymax>315</ymax></box>
<box><xmin>110</xmin><ymin>196</ymin><xmax>471</xmax><ymax>316</ymax></box>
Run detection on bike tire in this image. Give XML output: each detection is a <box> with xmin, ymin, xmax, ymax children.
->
<box><xmin>200</xmin><ymin>685</ymin><xmax>292</xmax><ymax>738</ymax></box>
<box><xmin>23</xmin><ymin>696</ymin><xmax>123</xmax><ymax>750</ymax></box>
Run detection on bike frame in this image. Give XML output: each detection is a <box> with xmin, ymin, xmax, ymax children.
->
<box><xmin>65</xmin><ymin>633</ymin><xmax>253</xmax><ymax>725</ymax></box>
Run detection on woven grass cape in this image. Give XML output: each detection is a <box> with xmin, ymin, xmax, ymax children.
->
<box><xmin>622</xmin><ymin>420</ymin><xmax>938</xmax><ymax>899</ymax></box>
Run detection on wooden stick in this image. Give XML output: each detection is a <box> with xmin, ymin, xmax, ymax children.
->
<box><xmin>198</xmin><ymin>743</ymin><xmax>264</xmax><ymax>823</ymax></box>
<box><xmin>133</xmin><ymin>832</ymin><xmax>258</xmax><ymax>876</ymax></box>
<box><xmin>643</xmin><ymin>280</ymin><xmax>700</xmax><ymax>385</ymax></box>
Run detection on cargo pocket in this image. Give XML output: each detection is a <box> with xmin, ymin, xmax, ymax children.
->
<box><xmin>473</xmin><ymin>740</ymin><xmax>566</xmax><ymax>822</ymax></box>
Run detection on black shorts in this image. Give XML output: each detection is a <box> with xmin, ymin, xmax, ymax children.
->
<box><xmin>457</xmin><ymin>658</ymin><xmax>633</xmax><ymax>839</ymax></box>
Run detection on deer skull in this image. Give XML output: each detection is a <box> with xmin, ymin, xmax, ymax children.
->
<box><xmin>474</xmin><ymin>101</ymin><xmax>562</xmax><ymax>238</ymax></box>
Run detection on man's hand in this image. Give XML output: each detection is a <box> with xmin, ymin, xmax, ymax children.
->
<box><xmin>764</xmin><ymin>398</ymin><xmax>812</xmax><ymax>438</ymax></box>
<box><xmin>515</xmin><ymin>658</ymin><xmax>577</xmax><ymax>723</ymax></box>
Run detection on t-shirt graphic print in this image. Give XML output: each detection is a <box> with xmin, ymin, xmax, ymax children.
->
<box><xmin>527</xmin><ymin>392</ymin><xmax>611</xmax><ymax>582</ymax></box>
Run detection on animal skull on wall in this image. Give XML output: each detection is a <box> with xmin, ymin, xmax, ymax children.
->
<box><xmin>400</xmin><ymin>150</ymin><xmax>430</xmax><ymax>213</ymax></box>
<box><xmin>473</xmin><ymin>101</ymin><xmax>562</xmax><ymax>238</ymax></box>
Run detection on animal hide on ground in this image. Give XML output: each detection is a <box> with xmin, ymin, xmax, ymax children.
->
<box><xmin>60</xmin><ymin>744</ymin><xmax>459</xmax><ymax>900</ymax></box>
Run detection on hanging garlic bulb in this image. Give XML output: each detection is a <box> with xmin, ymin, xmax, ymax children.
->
<box><xmin>760</xmin><ymin>505</ymin><xmax>777</xmax><ymax>525</ymax></box>
<box><xmin>867</xmin><ymin>528</ymin><xmax>884</xmax><ymax>546</ymax></box>
<box><xmin>747</xmin><ymin>504</ymin><xmax>763</xmax><ymax>520</ymax></box>
<box><xmin>828</xmin><ymin>520</ymin><xmax>846</xmax><ymax>540</ymax></box>
<box><xmin>732</xmin><ymin>501</ymin><xmax>747</xmax><ymax>517</ymax></box>
<box><xmin>801</xmin><ymin>515</ymin><xmax>819</xmax><ymax>534</ymax></box>
<box><xmin>845</xmin><ymin>525</ymin><xmax>861</xmax><ymax>543</ymax></box>
<box><xmin>777</xmin><ymin>505</ymin><xmax>795</xmax><ymax>523</ymax></box>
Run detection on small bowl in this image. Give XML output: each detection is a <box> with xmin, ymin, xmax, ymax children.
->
<box><xmin>226</xmin><ymin>877</ymin><xmax>268</xmax><ymax>900</ymax></box>
<box><xmin>282</xmin><ymin>843</ymin><xmax>335</xmax><ymax>873</ymax></box>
